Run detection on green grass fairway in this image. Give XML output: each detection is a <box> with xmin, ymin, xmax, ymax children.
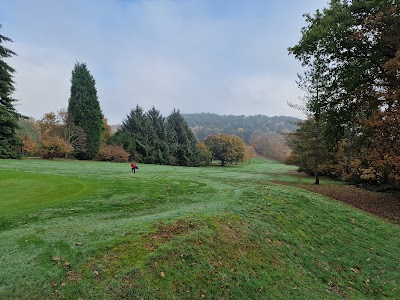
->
<box><xmin>0</xmin><ymin>158</ymin><xmax>399</xmax><ymax>299</ymax></box>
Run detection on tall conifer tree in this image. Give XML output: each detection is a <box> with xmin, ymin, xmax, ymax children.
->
<box><xmin>147</xmin><ymin>106</ymin><xmax>169</xmax><ymax>164</ymax></box>
<box><xmin>0</xmin><ymin>25</ymin><xmax>22</xmax><ymax>158</ymax></box>
<box><xmin>115</xmin><ymin>105</ymin><xmax>150</xmax><ymax>162</ymax></box>
<box><xmin>67</xmin><ymin>62</ymin><xmax>102</xmax><ymax>160</ymax></box>
<box><xmin>167</xmin><ymin>109</ymin><xmax>201</xmax><ymax>166</ymax></box>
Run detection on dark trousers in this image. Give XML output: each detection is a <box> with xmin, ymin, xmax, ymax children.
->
<box><xmin>132</xmin><ymin>168</ymin><xmax>135</xmax><ymax>173</ymax></box>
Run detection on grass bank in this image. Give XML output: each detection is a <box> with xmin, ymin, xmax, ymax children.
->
<box><xmin>0</xmin><ymin>158</ymin><xmax>398</xmax><ymax>299</ymax></box>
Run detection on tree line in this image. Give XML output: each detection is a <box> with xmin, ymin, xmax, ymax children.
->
<box><xmin>183</xmin><ymin>112</ymin><xmax>299</xmax><ymax>143</ymax></box>
<box><xmin>110</xmin><ymin>106</ymin><xmax>203</xmax><ymax>166</ymax></box>
<box><xmin>183</xmin><ymin>113</ymin><xmax>294</xmax><ymax>162</ymax></box>
<box><xmin>17</xmin><ymin>105</ymin><xmax>252</xmax><ymax>167</ymax></box>
<box><xmin>1</xmin><ymin>25</ymin><xmax>251</xmax><ymax>167</ymax></box>
<box><xmin>287</xmin><ymin>0</ymin><xmax>400</xmax><ymax>186</ymax></box>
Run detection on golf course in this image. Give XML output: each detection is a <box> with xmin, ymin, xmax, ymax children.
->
<box><xmin>0</xmin><ymin>158</ymin><xmax>399</xmax><ymax>299</ymax></box>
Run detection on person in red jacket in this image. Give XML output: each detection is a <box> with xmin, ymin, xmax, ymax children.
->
<box><xmin>130</xmin><ymin>162</ymin><xmax>138</xmax><ymax>173</ymax></box>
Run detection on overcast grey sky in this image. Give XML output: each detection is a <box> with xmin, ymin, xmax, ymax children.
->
<box><xmin>1</xmin><ymin>0</ymin><xmax>328</xmax><ymax>124</ymax></box>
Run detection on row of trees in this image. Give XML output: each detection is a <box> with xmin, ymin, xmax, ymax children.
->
<box><xmin>1</xmin><ymin>25</ymin><xmax>105</xmax><ymax>161</ymax></box>
<box><xmin>19</xmin><ymin>107</ymin><xmax>251</xmax><ymax>167</ymax></box>
<box><xmin>109</xmin><ymin>106</ymin><xmax>254</xmax><ymax>166</ymax></box>
<box><xmin>0</xmin><ymin>25</ymin><xmax>255</xmax><ymax>167</ymax></box>
<box><xmin>18</xmin><ymin>109</ymin><xmax>118</xmax><ymax>161</ymax></box>
<box><xmin>250</xmin><ymin>131</ymin><xmax>291</xmax><ymax>162</ymax></box>
<box><xmin>183</xmin><ymin>113</ymin><xmax>294</xmax><ymax>162</ymax></box>
<box><xmin>184</xmin><ymin>112</ymin><xmax>299</xmax><ymax>144</ymax></box>
<box><xmin>17</xmin><ymin>63</ymin><xmax>106</xmax><ymax>161</ymax></box>
<box><xmin>287</xmin><ymin>0</ymin><xmax>400</xmax><ymax>185</ymax></box>
<box><xmin>1</xmin><ymin>23</ymin><xmax>118</xmax><ymax>162</ymax></box>
<box><xmin>110</xmin><ymin>106</ymin><xmax>202</xmax><ymax>166</ymax></box>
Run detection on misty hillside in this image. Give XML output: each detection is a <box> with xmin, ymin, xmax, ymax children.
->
<box><xmin>182</xmin><ymin>112</ymin><xmax>300</xmax><ymax>142</ymax></box>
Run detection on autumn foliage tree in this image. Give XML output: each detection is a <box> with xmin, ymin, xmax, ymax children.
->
<box><xmin>17</xmin><ymin>117</ymin><xmax>40</xmax><ymax>156</ymax></box>
<box><xmin>96</xmin><ymin>144</ymin><xmax>129</xmax><ymax>162</ymax></box>
<box><xmin>101</xmin><ymin>117</ymin><xmax>113</xmax><ymax>144</ymax></box>
<box><xmin>21</xmin><ymin>134</ymin><xmax>38</xmax><ymax>156</ymax></box>
<box><xmin>250</xmin><ymin>131</ymin><xmax>291</xmax><ymax>162</ymax></box>
<box><xmin>289</xmin><ymin>0</ymin><xmax>400</xmax><ymax>185</ymax></box>
<box><xmin>243</xmin><ymin>145</ymin><xmax>256</xmax><ymax>163</ymax></box>
<box><xmin>40</xmin><ymin>136</ymin><xmax>72</xmax><ymax>159</ymax></box>
<box><xmin>198</xmin><ymin>141</ymin><xmax>212</xmax><ymax>165</ymax></box>
<box><xmin>204</xmin><ymin>134</ymin><xmax>245</xmax><ymax>166</ymax></box>
<box><xmin>58</xmin><ymin>109</ymin><xmax>87</xmax><ymax>155</ymax></box>
<box><xmin>37</xmin><ymin>111</ymin><xmax>73</xmax><ymax>159</ymax></box>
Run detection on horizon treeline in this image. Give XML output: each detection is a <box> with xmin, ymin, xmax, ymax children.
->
<box><xmin>183</xmin><ymin>113</ymin><xmax>300</xmax><ymax>144</ymax></box>
<box><xmin>183</xmin><ymin>113</ymin><xmax>296</xmax><ymax>162</ymax></box>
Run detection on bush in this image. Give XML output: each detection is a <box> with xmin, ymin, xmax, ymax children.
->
<box><xmin>21</xmin><ymin>135</ymin><xmax>39</xmax><ymax>157</ymax></box>
<box><xmin>96</xmin><ymin>144</ymin><xmax>130</xmax><ymax>162</ymax></box>
<box><xmin>40</xmin><ymin>136</ymin><xmax>73</xmax><ymax>159</ymax></box>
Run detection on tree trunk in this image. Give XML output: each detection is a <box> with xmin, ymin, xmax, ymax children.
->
<box><xmin>314</xmin><ymin>171</ymin><xmax>320</xmax><ymax>185</ymax></box>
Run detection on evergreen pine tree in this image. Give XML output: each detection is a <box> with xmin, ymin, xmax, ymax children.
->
<box><xmin>286</xmin><ymin>118</ymin><xmax>331</xmax><ymax>184</ymax></box>
<box><xmin>67</xmin><ymin>62</ymin><xmax>103</xmax><ymax>160</ymax></box>
<box><xmin>117</xmin><ymin>105</ymin><xmax>150</xmax><ymax>162</ymax></box>
<box><xmin>0</xmin><ymin>25</ymin><xmax>23</xmax><ymax>158</ymax></box>
<box><xmin>167</xmin><ymin>109</ymin><xmax>201</xmax><ymax>166</ymax></box>
<box><xmin>147</xmin><ymin>106</ymin><xmax>169</xmax><ymax>164</ymax></box>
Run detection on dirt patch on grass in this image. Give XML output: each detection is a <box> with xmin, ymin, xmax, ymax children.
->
<box><xmin>276</xmin><ymin>182</ymin><xmax>400</xmax><ymax>224</ymax></box>
<box><xmin>151</xmin><ymin>220</ymin><xmax>196</xmax><ymax>241</ymax></box>
<box><xmin>146</xmin><ymin>220</ymin><xmax>197</xmax><ymax>252</ymax></box>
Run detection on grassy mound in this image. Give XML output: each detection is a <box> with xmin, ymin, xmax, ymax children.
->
<box><xmin>0</xmin><ymin>158</ymin><xmax>398</xmax><ymax>299</ymax></box>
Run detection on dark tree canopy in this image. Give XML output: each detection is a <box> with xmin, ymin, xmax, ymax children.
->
<box><xmin>167</xmin><ymin>109</ymin><xmax>201</xmax><ymax>166</ymax></box>
<box><xmin>289</xmin><ymin>0</ymin><xmax>400</xmax><ymax>184</ymax></box>
<box><xmin>286</xmin><ymin>119</ymin><xmax>331</xmax><ymax>184</ymax></box>
<box><xmin>117</xmin><ymin>105</ymin><xmax>151</xmax><ymax>162</ymax></box>
<box><xmin>112</xmin><ymin>106</ymin><xmax>201</xmax><ymax>166</ymax></box>
<box><xmin>146</xmin><ymin>106</ymin><xmax>170</xmax><ymax>164</ymax></box>
<box><xmin>67</xmin><ymin>62</ymin><xmax>103</xmax><ymax>160</ymax></box>
<box><xmin>0</xmin><ymin>25</ymin><xmax>22</xmax><ymax>158</ymax></box>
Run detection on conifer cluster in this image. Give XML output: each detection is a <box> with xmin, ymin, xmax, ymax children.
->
<box><xmin>111</xmin><ymin>106</ymin><xmax>202</xmax><ymax>166</ymax></box>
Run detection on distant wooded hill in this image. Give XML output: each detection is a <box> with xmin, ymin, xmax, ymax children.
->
<box><xmin>182</xmin><ymin>113</ymin><xmax>300</xmax><ymax>142</ymax></box>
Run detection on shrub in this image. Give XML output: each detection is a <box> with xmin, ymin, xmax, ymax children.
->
<box><xmin>21</xmin><ymin>135</ymin><xmax>39</xmax><ymax>157</ymax></box>
<box><xmin>40</xmin><ymin>136</ymin><xmax>73</xmax><ymax>159</ymax></box>
<box><xmin>96</xmin><ymin>144</ymin><xmax>130</xmax><ymax>162</ymax></box>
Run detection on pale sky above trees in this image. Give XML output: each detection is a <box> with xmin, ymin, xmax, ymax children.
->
<box><xmin>1</xmin><ymin>0</ymin><xmax>328</xmax><ymax>124</ymax></box>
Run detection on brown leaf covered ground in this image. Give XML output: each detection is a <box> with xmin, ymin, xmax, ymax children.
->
<box><xmin>276</xmin><ymin>180</ymin><xmax>400</xmax><ymax>225</ymax></box>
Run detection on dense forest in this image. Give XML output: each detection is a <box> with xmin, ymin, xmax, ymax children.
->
<box><xmin>183</xmin><ymin>113</ymin><xmax>299</xmax><ymax>143</ymax></box>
